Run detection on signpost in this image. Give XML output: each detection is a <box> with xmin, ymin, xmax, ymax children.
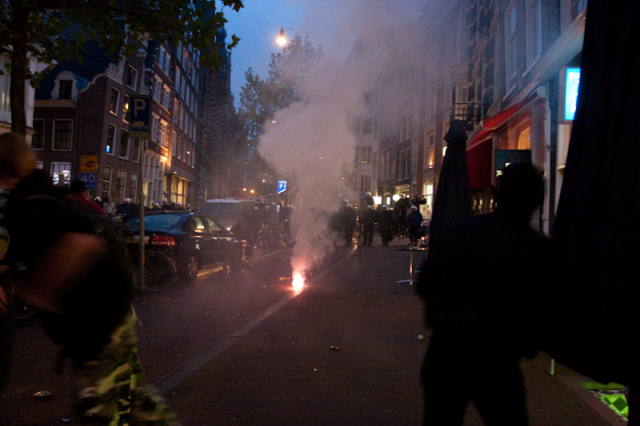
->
<box><xmin>129</xmin><ymin>95</ymin><xmax>151</xmax><ymax>291</ymax></box>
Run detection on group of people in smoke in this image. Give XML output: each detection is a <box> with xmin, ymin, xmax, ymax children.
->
<box><xmin>334</xmin><ymin>192</ymin><xmax>428</xmax><ymax>247</ymax></box>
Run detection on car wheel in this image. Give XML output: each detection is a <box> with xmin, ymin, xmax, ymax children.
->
<box><xmin>179</xmin><ymin>254</ymin><xmax>199</xmax><ymax>282</ymax></box>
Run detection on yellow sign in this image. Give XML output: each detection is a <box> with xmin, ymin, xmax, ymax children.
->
<box><xmin>80</xmin><ymin>155</ymin><xmax>98</xmax><ymax>173</ymax></box>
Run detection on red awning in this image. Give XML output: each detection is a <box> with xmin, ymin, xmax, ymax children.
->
<box><xmin>467</xmin><ymin>139</ymin><xmax>493</xmax><ymax>189</ymax></box>
<box><xmin>467</xmin><ymin>99</ymin><xmax>528</xmax><ymax>149</ymax></box>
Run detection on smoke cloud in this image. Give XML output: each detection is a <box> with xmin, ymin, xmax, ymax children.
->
<box><xmin>257</xmin><ymin>0</ymin><xmax>425</xmax><ymax>279</ymax></box>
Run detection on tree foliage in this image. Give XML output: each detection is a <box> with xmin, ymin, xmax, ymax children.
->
<box><xmin>1</xmin><ymin>0</ymin><xmax>244</xmax><ymax>136</ymax></box>
<box><xmin>237</xmin><ymin>34</ymin><xmax>324</xmax><ymax>169</ymax></box>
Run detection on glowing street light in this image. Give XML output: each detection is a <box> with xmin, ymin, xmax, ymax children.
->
<box><xmin>276</xmin><ymin>27</ymin><xmax>287</xmax><ymax>46</ymax></box>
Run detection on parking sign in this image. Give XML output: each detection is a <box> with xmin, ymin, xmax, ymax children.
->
<box><xmin>129</xmin><ymin>95</ymin><xmax>151</xmax><ymax>139</ymax></box>
<box><xmin>277</xmin><ymin>180</ymin><xmax>287</xmax><ymax>194</ymax></box>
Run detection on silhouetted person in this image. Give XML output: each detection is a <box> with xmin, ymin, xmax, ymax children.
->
<box><xmin>360</xmin><ymin>205</ymin><xmax>378</xmax><ymax>246</ymax></box>
<box><xmin>407</xmin><ymin>205</ymin><xmax>423</xmax><ymax>246</ymax></box>
<box><xmin>416</xmin><ymin>163</ymin><xmax>549</xmax><ymax>426</ymax></box>
<box><xmin>378</xmin><ymin>205</ymin><xmax>395</xmax><ymax>247</ymax></box>
<box><xmin>0</xmin><ymin>132</ymin><xmax>178</xmax><ymax>424</ymax></box>
<box><xmin>69</xmin><ymin>179</ymin><xmax>108</xmax><ymax>218</ymax></box>
<box><xmin>341</xmin><ymin>203</ymin><xmax>357</xmax><ymax>247</ymax></box>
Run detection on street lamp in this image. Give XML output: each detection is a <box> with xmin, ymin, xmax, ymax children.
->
<box><xmin>276</xmin><ymin>27</ymin><xmax>287</xmax><ymax>46</ymax></box>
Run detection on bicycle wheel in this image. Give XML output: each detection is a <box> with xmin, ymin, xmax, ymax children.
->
<box><xmin>13</xmin><ymin>300</ymin><xmax>37</xmax><ymax>320</ymax></box>
<box><xmin>144</xmin><ymin>253</ymin><xmax>175</xmax><ymax>292</ymax></box>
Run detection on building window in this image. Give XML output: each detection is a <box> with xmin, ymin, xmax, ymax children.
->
<box><xmin>158</xmin><ymin>120</ymin><xmax>167</xmax><ymax>147</ymax></box>
<box><xmin>172</xmin><ymin>131</ymin><xmax>177</xmax><ymax>153</ymax></box>
<box><xmin>126</xmin><ymin>66</ymin><xmax>138</xmax><ymax>90</ymax></box>
<box><xmin>106</xmin><ymin>124</ymin><xmax>116</xmax><ymax>155</ymax></box>
<box><xmin>119</xmin><ymin>129</ymin><xmax>130</xmax><ymax>159</ymax></box>
<box><xmin>425</xmin><ymin>132</ymin><xmax>435</xmax><ymax>169</ymax></box>
<box><xmin>361</xmin><ymin>146</ymin><xmax>372</xmax><ymax>164</ymax></box>
<box><xmin>429</xmin><ymin>85</ymin><xmax>437</xmax><ymax>118</ymax></box>
<box><xmin>571</xmin><ymin>0</ymin><xmax>588</xmax><ymax>20</ymax></box>
<box><xmin>151</xmin><ymin>115</ymin><xmax>159</xmax><ymax>142</ymax></box>
<box><xmin>102</xmin><ymin>166</ymin><xmax>113</xmax><ymax>200</ymax></box>
<box><xmin>122</xmin><ymin>95</ymin><xmax>130</xmax><ymax>122</ymax></box>
<box><xmin>0</xmin><ymin>56</ymin><xmax>10</xmax><ymax>111</ymax></box>
<box><xmin>399</xmin><ymin>150</ymin><xmax>406</xmax><ymax>180</ymax></box>
<box><xmin>174</xmin><ymin>99</ymin><xmax>180</xmax><ymax>123</ymax></box>
<box><xmin>130</xmin><ymin>173</ymin><xmax>138</xmax><ymax>203</ymax></box>
<box><xmin>162</xmin><ymin>84</ymin><xmax>170</xmax><ymax>109</ymax></box>
<box><xmin>132</xmin><ymin>138</ymin><xmax>140</xmax><ymax>163</ymax></box>
<box><xmin>59</xmin><ymin>80</ymin><xmax>72</xmax><ymax>99</ymax></box>
<box><xmin>51</xmin><ymin>162</ymin><xmax>71</xmax><ymax>185</ymax></box>
<box><xmin>53</xmin><ymin>119</ymin><xmax>73</xmax><ymax>150</ymax></box>
<box><xmin>32</xmin><ymin>119</ymin><xmax>44</xmax><ymax>150</ymax></box>
<box><xmin>526</xmin><ymin>0</ymin><xmax>542</xmax><ymax>69</ymax></box>
<box><xmin>153</xmin><ymin>77</ymin><xmax>162</xmax><ymax>102</ymax></box>
<box><xmin>360</xmin><ymin>174</ymin><xmax>371</xmax><ymax>193</ymax></box>
<box><xmin>504</xmin><ymin>2</ymin><xmax>518</xmax><ymax>90</ymax></box>
<box><xmin>110</xmin><ymin>88</ymin><xmax>120</xmax><ymax>115</ymax></box>
<box><xmin>116</xmin><ymin>169</ymin><xmax>127</xmax><ymax>203</ymax></box>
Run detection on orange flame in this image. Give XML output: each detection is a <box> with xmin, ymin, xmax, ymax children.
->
<box><xmin>292</xmin><ymin>272</ymin><xmax>305</xmax><ymax>291</ymax></box>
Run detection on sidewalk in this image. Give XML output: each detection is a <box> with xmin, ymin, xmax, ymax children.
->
<box><xmin>159</xmin><ymin>235</ymin><xmax>622</xmax><ymax>425</ymax></box>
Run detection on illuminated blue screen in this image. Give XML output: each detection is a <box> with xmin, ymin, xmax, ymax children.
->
<box><xmin>565</xmin><ymin>68</ymin><xmax>581</xmax><ymax>121</ymax></box>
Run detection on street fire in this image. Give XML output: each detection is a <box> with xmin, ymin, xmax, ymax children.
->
<box><xmin>292</xmin><ymin>272</ymin><xmax>305</xmax><ymax>290</ymax></box>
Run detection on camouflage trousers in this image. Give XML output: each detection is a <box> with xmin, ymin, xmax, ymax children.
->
<box><xmin>72</xmin><ymin>308</ymin><xmax>180</xmax><ymax>425</ymax></box>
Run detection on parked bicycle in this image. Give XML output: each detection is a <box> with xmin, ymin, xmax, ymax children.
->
<box><xmin>133</xmin><ymin>250</ymin><xmax>177</xmax><ymax>293</ymax></box>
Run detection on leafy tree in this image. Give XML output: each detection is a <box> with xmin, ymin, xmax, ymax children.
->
<box><xmin>237</xmin><ymin>34</ymin><xmax>323</xmax><ymax>172</ymax></box>
<box><xmin>0</xmin><ymin>0</ymin><xmax>243</xmax><ymax>137</ymax></box>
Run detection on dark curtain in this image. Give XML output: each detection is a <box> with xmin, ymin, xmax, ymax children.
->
<box><xmin>535</xmin><ymin>0</ymin><xmax>640</xmax><ymax>386</ymax></box>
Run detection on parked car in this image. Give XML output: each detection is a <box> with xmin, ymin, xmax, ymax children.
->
<box><xmin>120</xmin><ymin>211</ymin><xmax>243</xmax><ymax>282</ymax></box>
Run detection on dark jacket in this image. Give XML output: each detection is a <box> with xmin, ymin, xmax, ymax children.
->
<box><xmin>407</xmin><ymin>211</ymin><xmax>424</xmax><ymax>228</ymax></box>
<box><xmin>342</xmin><ymin>207</ymin><xmax>358</xmax><ymax>229</ymax></box>
<box><xmin>361</xmin><ymin>208</ymin><xmax>378</xmax><ymax>226</ymax></box>
<box><xmin>378</xmin><ymin>210</ymin><xmax>395</xmax><ymax>233</ymax></box>
<box><xmin>5</xmin><ymin>170</ymin><xmax>133</xmax><ymax>361</ymax></box>
<box><xmin>417</xmin><ymin>210</ymin><xmax>548</xmax><ymax>357</ymax></box>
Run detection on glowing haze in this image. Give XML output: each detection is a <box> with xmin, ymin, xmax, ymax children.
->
<box><xmin>257</xmin><ymin>0</ymin><xmax>425</xmax><ymax>284</ymax></box>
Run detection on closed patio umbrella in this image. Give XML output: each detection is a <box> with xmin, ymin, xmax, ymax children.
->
<box><xmin>428</xmin><ymin>119</ymin><xmax>472</xmax><ymax>243</ymax></box>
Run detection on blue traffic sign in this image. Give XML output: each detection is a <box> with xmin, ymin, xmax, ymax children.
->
<box><xmin>277</xmin><ymin>180</ymin><xmax>287</xmax><ymax>194</ymax></box>
<box><xmin>79</xmin><ymin>173</ymin><xmax>97</xmax><ymax>190</ymax></box>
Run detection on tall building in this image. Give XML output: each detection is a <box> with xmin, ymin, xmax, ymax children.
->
<box><xmin>32</xmin><ymin>29</ymin><xmax>238</xmax><ymax>209</ymax></box>
<box><xmin>351</xmin><ymin>0</ymin><xmax>587</xmax><ymax>232</ymax></box>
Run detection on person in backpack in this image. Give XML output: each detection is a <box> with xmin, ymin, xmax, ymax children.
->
<box><xmin>0</xmin><ymin>132</ymin><xmax>179</xmax><ymax>425</ymax></box>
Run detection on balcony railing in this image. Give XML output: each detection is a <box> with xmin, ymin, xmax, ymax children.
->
<box><xmin>450</xmin><ymin>103</ymin><xmax>484</xmax><ymax>131</ymax></box>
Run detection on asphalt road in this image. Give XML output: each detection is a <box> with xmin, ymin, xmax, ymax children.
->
<box><xmin>0</xmin><ymin>237</ymin><xmax>622</xmax><ymax>425</ymax></box>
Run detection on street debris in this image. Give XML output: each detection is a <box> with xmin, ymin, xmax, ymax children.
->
<box><xmin>330</xmin><ymin>345</ymin><xmax>339</xmax><ymax>351</ymax></box>
<box><xmin>417</xmin><ymin>335</ymin><xmax>425</xmax><ymax>340</ymax></box>
<box><xmin>33</xmin><ymin>390</ymin><xmax>52</xmax><ymax>401</ymax></box>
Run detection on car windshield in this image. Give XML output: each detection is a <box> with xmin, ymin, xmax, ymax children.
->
<box><xmin>123</xmin><ymin>214</ymin><xmax>185</xmax><ymax>230</ymax></box>
<box><xmin>204</xmin><ymin>203</ymin><xmax>240</xmax><ymax>217</ymax></box>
